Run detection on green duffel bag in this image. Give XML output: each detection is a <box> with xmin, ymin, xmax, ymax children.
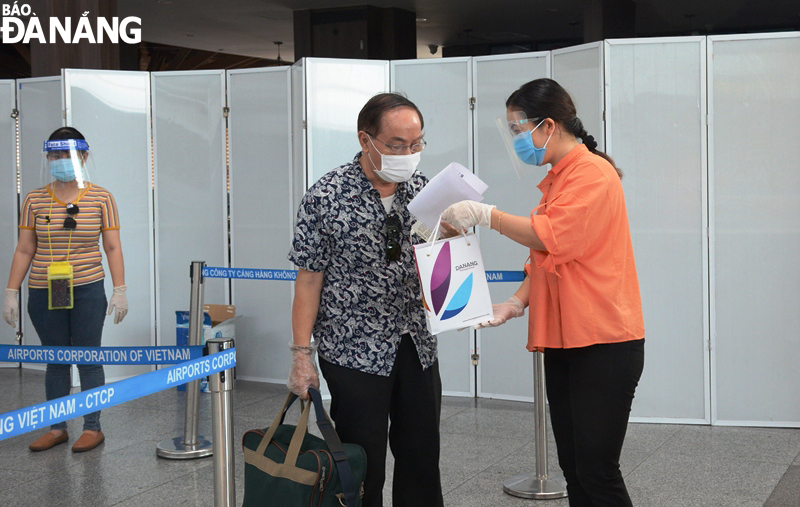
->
<box><xmin>242</xmin><ymin>387</ymin><xmax>366</xmax><ymax>507</ymax></box>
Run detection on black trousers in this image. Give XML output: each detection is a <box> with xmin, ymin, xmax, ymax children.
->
<box><xmin>544</xmin><ymin>339</ymin><xmax>645</xmax><ymax>507</ymax></box>
<box><xmin>318</xmin><ymin>334</ymin><xmax>444</xmax><ymax>507</ymax></box>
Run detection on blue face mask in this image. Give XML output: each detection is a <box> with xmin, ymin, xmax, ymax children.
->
<box><xmin>50</xmin><ymin>158</ymin><xmax>77</xmax><ymax>182</ymax></box>
<box><xmin>513</xmin><ymin>119</ymin><xmax>553</xmax><ymax>166</ymax></box>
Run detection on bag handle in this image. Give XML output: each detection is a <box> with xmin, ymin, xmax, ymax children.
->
<box><xmin>255</xmin><ymin>392</ymin><xmax>311</xmax><ymax>464</ymax></box>
<box><xmin>308</xmin><ymin>387</ymin><xmax>360</xmax><ymax>507</ymax></box>
<box><xmin>426</xmin><ymin>212</ymin><xmax>469</xmax><ymax>257</ymax></box>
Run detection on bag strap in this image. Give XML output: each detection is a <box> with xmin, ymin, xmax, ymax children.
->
<box><xmin>256</xmin><ymin>392</ymin><xmax>311</xmax><ymax>463</ymax></box>
<box><xmin>308</xmin><ymin>387</ymin><xmax>360</xmax><ymax>507</ymax></box>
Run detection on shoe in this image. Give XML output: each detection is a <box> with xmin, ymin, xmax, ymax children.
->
<box><xmin>72</xmin><ymin>430</ymin><xmax>105</xmax><ymax>453</ymax></box>
<box><xmin>29</xmin><ymin>431</ymin><xmax>69</xmax><ymax>451</ymax></box>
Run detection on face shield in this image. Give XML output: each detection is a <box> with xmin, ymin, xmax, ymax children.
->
<box><xmin>41</xmin><ymin>139</ymin><xmax>93</xmax><ymax>190</ymax></box>
<box><xmin>495</xmin><ymin>111</ymin><xmax>546</xmax><ymax>179</ymax></box>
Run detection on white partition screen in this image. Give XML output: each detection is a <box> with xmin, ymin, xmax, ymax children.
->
<box><xmin>0</xmin><ymin>80</ymin><xmax>16</xmax><ymax>351</ymax></box>
<box><xmin>552</xmin><ymin>41</ymin><xmax>605</xmax><ymax>150</ymax></box>
<box><xmin>391</xmin><ymin>57</ymin><xmax>474</xmax><ymax>396</ymax></box>
<box><xmin>64</xmin><ymin>69</ymin><xmax>154</xmax><ymax>381</ymax></box>
<box><xmin>16</xmin><ymin>77</ymin><xmax>63</xmax><ymax>354</ymax></box>
<box><xmin>303</xmin><ymin>58</ymin><xmax>389</xmax><ymax>186</ymax></box>
<box><xmin>151</xmin><ymin>71</ymin><xmax>228</xmax><ymax>346</ymax></box>
<box><xmin>473</xmin><ymin>52</ymin><xmax>550</xmax><ymax>401</ymax></box>
<box><xmin>709</xmin><ymin>33</ymin><xmax>800</xmax><ymax>426</ymax></box>
<box><xmin>606</xmin><ymin>37</ymin><xmax>708</xmax><ymax>422</ymax></box>
<box><xmin>227</xmin><ymin>67</ymin><xmax>293</xmax><ymax>382</ymax></box>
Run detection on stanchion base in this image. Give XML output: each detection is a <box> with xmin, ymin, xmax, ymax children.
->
<box><xmin>156</xmin><ymin>436</ymin><xmax>213</xmax><ymax>460</ymax></box>
<box><xmin>503</xmin><ymin>473</ymin><xmax>568</xmax><ymax>500</ymax></box>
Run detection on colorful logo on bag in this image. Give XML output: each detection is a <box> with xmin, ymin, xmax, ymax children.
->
<box><xmin>430</xmin><ymin>242</ymin><xmax>473</xmax><ymax>320</ymax></box>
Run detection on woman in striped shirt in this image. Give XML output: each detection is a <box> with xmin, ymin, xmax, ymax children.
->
<box><xmin>3</xmin><ymin>127</ymin><xmax>128</xmax><ymax>453</ymax></box>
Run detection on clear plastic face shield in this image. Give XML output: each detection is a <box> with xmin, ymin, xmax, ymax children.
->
<box><xmin>495</xmin><ymin>110</ymin><xmax>545</xmax><ymax>179</ymax></box>
<box><xmin>40</xmin><ymin>139</ymin><xmax>93</xmax><ymax>190</ymax></box>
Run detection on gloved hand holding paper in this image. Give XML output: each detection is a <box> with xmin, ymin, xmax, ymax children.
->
<box><xmin>408</xmin><ymin>162</ymin><xmax>488</xmax><ymax>238</ymax></box>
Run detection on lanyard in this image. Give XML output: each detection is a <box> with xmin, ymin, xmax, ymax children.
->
<box><xmin>46</xmin><ymin>195</ymin><xmax>74</xmax><ymax>264</ymax></box>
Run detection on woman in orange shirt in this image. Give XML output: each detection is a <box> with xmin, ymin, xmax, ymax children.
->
<box><xmin>443</xmin><ymin>78</ymin><xmax>645</xmax><ymax>507</ymax></box>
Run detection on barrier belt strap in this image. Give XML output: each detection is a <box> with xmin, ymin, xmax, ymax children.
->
<box><xmin>202</xmin><ymin>266</ymin><xmax>525</xmax><ymax>282</ymax></box>
<box><xmin>0</xmin><ymin>347</ymin><xmax>236</xmax><ymax>441</ymax></box>
<box><xmin>0</xmin><ymin>345</ymin><xmax>205</xmax><ymax>365</ymax></box>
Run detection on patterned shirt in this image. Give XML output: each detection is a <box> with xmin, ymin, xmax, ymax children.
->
<box><xmin>20</xmin><ymin>183</ymin><xmax>120</xmax><ymax>289</ymax></box>
<box><xmin>288</xmin><ymin>153</ymin><xmax>437</xmax><ymax>376</ymax></box>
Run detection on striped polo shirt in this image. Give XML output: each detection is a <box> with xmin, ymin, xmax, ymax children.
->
<box><xmin>19</xmin><ymin>183</ymin><xmax>120</xmax><ymax>289</ymax></box>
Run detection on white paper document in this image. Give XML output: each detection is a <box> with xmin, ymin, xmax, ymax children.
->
<box><xmin>408</xmin><ymin>162</ymin><xmax>488</xmax><ymax>231</ymax></box>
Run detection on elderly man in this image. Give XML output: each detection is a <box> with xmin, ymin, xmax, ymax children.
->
<box><xmin>287</xmin><ymin>93</ymin><xmax>444</xmax><ymax>507</ymax></box>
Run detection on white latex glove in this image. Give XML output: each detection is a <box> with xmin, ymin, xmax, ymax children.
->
<box><xmin>107</xmin><ymin>285</ymin><xmax>128</xmax><ymax>324</ymax></box>
<box><xmin>287</xmin><ymin>344</ymin><xmax>320</xmax><ymax>400</ymax></box>
<box><xmin>442</xmin><ymin>200</ymin><xmax>496</xmax><ymax>232</ymax></box>
<box><xmin>474</xmin><ymin>295</ymin><xmax>525</xmax><ymax>330</ymax></box>
<box><xmin>3</xmin><ymin>288</ymin><xmax>19</xmax><ymax>328</ymax></box>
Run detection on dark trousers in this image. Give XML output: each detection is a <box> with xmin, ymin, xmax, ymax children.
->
<box><xmin>544</xmin><ymin>339</ymin><xmax>645</xmax><ymax>507</ymax></box>
<box><xmin>28</xmin><ymin>281</ymin><xmax>108</xmax><ymax>431</ymax></box>
<box><xmin>318</xmin><ymin>334</ymin><xmax>444</xmax><ymax>507</ymax></box>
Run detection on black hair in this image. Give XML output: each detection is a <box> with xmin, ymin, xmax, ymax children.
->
<box><xmin>506</xmin><ymin>78</ymin><xmax>622</xmax><ymax>178</ymax></box>
<box><xmin>48</xmin><ymin>126</ymin><xmax>86</xmax><ymax>142</ymax></box>
<box><xmin>357</xmin><ymin>93</ymin><xmax>424</xmax><ymax>136</ymax></box>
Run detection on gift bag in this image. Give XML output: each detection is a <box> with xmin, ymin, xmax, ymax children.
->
<box><xmin>413</xmin><ymin>227</ymin><xmax>494</xmax><ymax>334</ymax></box>
<box><xmin>242</xmin><ymin>388</ymin><xmax>366</xmax><ymax>507</ymax></box>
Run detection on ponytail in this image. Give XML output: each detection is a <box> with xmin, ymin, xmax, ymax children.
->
<box><xmin>507</xmin><ymin>78</ymin><xmax>623</xmax><ymax>179</ymax></box>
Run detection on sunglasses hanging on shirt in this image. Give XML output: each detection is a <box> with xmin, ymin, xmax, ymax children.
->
<box><xmin>63</xmin><ymin>203</ymin><xmax>79</xmax><ymax>230</ymax></box>
<box><xmin>386</xmin><ymin>214</ymin><xmax>402</xmax><ymax>263</ymax></box>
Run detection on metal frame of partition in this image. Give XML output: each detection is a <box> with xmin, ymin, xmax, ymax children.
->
<box><xmin>707</xmin><ymin>31</ymin><xmax>800</xmax><ymax>428</ymax></box>
<box><xmin>390</xmin><ymin>56</ymin><xmax>476</xmax><ymax>397</ymax></box>
<box><xmin>551</xmin><ymin>41</ymin><xmax>605</xmax><ymax>151</ymax></box>
<box><xmin>0</xmin><ymin>80</ymin><xmax>18</xmax><ymax>356</ymax></box>
<box><xmin>605</xmin><ymin>36</ymin><xmax>711</xmax><ymax>424</ymax></box>
<box><xmin>226</xmin><ymin>66</ymin><xmax>295</xmax><ymax>384</ymax></box>
<box><xmin>472</xmin><ymin>50</ymin><xmax>551</xmax><ymax>403</ymax></box>
<box><xmin>151</xmin><ymin>70</ymin><xmax>230</xmax><ymax>350</ymax></box>
<box><xmin>14</xmin><ymin>75</ymin><xmax>64</xmax><ymax>363</ymax></box>
<box><xmin>63</xmin><ymin>68</ymin><xmax>157</xmax><ymax>382</ymax></box>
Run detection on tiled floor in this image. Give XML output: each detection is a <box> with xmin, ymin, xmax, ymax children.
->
<box><xmin>1</xmin><ymin>367</ymin><xmax>799</xmax><ymax>507</ymax></box>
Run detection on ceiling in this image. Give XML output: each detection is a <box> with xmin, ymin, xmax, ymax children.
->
<box><xmin>120</xmin><ymin>0</ymin><xmax>800</xmax><ymax>61</ymax></box>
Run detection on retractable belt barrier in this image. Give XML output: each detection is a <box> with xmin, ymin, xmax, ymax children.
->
<box><xmin>0</xmin><ymin>347</ymin><xmax>236</xmax><ymax>441</ymax></box>
<box><xmin>201</xmin><ymin>266</ymin><xmax>525</xmax><ymax>282</ymax></box>
<box><xmin>0</xmin><ymin>345</ymin><xmax>205</xmax><ymax>365</ymax></box>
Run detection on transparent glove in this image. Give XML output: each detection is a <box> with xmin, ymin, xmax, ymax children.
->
<box><xmin>442</xmin><ymin>200</ymin><xmax>496</xmax><ymax>232</ymax></box>
<box><xmin>287</xmin><ymin>344</ymin><xmax>320</xmax><ymax>400</ymax></box>
<box><xmin>474</xmin><ymin>295</ymin><xmax>525</xmax><ymax>330</ymax></box>
<box><xmin>107</xmin><ymin>285</ymin><xmax>128</xmax><ymax>324</ymax></box>
<box><xmin>3</xmin><ymin>288</ymin><xmax>19</xmax><ymax>328</ymax></box>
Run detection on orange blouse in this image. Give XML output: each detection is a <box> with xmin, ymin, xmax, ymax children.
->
<box><xmin>525</xmin><ymin>144</ymin><xmax>644</xmax><ymax>350</ymax></box>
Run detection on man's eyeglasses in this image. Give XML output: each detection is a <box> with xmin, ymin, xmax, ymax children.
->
<box><xmin>386</xmin><ymin>214</ymin><xmax>402</xmax><ymax>263</ymax></box>
<box><xmin>64</xmin><ymin>203</ymin><xmax>79</xmax><ymax>230</ymax></box>
<box><xmin>367</xmin><ymin>132</ymin><xmax>427</xmax><ymax>155</ymax></box>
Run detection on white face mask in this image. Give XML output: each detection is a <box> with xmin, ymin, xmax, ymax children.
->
<box><xmin>367</xmin><ymin>136</ymin><xmax>421</xmax><ymax>183</ymax></box>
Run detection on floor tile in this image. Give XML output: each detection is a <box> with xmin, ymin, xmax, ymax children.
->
<box><xmin>660</xmin><ymin>425</ymin><xmax>800</xmax><ymax>465</ymax></box>
<box><xmin>763</xmin><ymin>465</ymin><xmax>800</xmax><ymax>507</ymax></box>
<box><xmin>625</xmin><ymin>446</ymin><xmax>786</xmax><ymax>507</ymax></box>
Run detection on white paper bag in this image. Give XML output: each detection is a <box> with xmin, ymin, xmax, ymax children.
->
<box><xmin>413</xmin><ymin>232</ymin><xmax>493</xmax><ymax>335</ymax></box>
